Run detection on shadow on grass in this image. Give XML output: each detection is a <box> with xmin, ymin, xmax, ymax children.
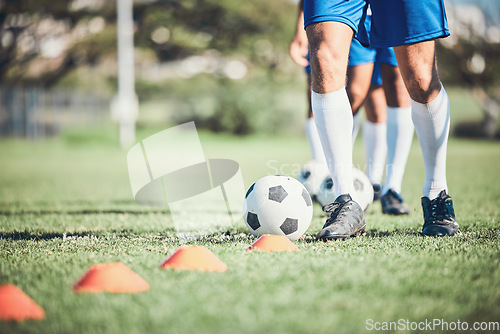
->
<box><xmin>0</xmin><ymin>229</ymin><xmax>177</xmax><ymax>241</ymax></box>
<box><xmin>364</xmin><ymin>229</ymin><xmax>422</xmax><ymax>238</ymax></box>
<box><xmin>0</xmin><ymin>199</ymin><xmax>169</xmax><ymax>216</ymax></box>
<box><xmin>0</xmin><ymin>209</ymin><xmax>170</xmax><ymax>216</ymax></box>
<box><xmin>0</xmin><ymin>230</ymin><xmax>93</xmax><ymax>241</ymax></box>
<box><xmin>299</xmin><ymin>229</ymin><xmax>422</xmax><ymax>243</ymax></box>
<box><xmin>300</xmin><ymin>227</ymin><xmax>500</xmax><ymax>243</ymax></box>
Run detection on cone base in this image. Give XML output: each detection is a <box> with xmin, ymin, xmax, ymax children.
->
<box><xmin>161</xmin><ymin>246</ymin><xmax>227</xmax><ymax>272</ymax></box>
<box><xmin>73</xmin><ymin>262</ymin><xmax>149</xmax><ymax>293</ymax></box>
<box><xmin>247</xmin><ymin>234</ymin><xmax>299</xmax><ymax>252</ymax></box>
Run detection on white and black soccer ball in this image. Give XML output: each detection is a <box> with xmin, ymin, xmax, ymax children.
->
<box><xmin>243</xmin><ymin>175</ymin><xmax>313</xmax><ymax>241</ymax></box>
<box><xmin>296</xmin><ymin>160</ymin><xmax>330</xmax><ymax>201</ymax></box>
<box><xmin>316</xmin><ymin>167</ymin><xmax>374</xmax><ymax>211</ymax></box>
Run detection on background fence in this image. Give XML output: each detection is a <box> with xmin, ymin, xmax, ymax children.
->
<box><xmin>0</xmin><ymin>86</ymin><xmax>111</xmax><ymax>139</ymax></box>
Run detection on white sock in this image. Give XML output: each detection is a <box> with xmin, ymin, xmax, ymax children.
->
<box><xmin>352</xmin><ymin>112</ymin><xmax>361</xmax><ymax>144</ymax></box>
<box><xmin>411</xmin><ymin>84</ymin><xmax>450</xmax><ymax>199</ymax></box>
<box><xmin>305</xmin><ymin>117</ymin><xmax>326</xmax><ymax>162</ymax></box>
<box><xmin>363</xmin><ymin>120</ymin><xmax>387</xmax><ymax>185</ymax></box>
<box><xmin>312</xmin><ymin>87</ymin><xmax>355</xmax><ymax>199</ymax></box>
<box><xmin>383</xmin><ymin>106</ymin><xmax>414</xmax><ymax>195</ymax></box>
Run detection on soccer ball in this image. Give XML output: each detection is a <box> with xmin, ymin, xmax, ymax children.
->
<box><xmin>243</xmin><ymin>175</ymin><xmax>313</xmax><ymax>241</ymax></box>
<box><xmin>296</xmin><ymin>160</ymin><xmax>330</xmax><ymax>201</ymax></box>
<box><xmin>316</xmin><ymin>167</ymin><xmax>374</xmax><ymax>211</ymax></box>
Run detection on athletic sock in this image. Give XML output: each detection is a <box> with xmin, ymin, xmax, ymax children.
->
<box><xmin>311</xmin><ymin>87</ymin><xmax>355</xmax><ymax>199</ymax></box>
<box><xmin>382</xmin><ymin>106</ymin><xmax>414</xmax><ymax>195</ymax></box>
<box><xmin>411</xmin><ymin>84</ymin><xmax>450</xmax><ymax>199</ymax></box>
<box><xmin>305</xmin><ymin>117</ymin><xmax>326</xmax><ymax>162</ymax></box>
<box><xmin>363</xmin><ymin>120</ymin><xmax>387</xmax><ymax>186</ymax></box>
<box><xmin>352</xmin><ymin>112</ymin><xmax>361</xmax><ymax>144</ymax></box>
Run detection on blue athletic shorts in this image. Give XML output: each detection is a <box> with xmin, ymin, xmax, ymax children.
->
<box><xmin>348</xmin><ymin>38</ymin><xmax>397</xmax><ymax>67</ymax></box>
<box><xmin>371</xmin><ymin>61</ymin><xmax>382</xmax><ymax>86</ymax></box>
<box><xmin>303</xmin><ymin>0</ymin><xmax>450</xmax><ymax>48</ymax></box>
<box><xmin>348</xmin><ymin>38</ymin><xmax>397</xmax><ymax>85</ymax></box>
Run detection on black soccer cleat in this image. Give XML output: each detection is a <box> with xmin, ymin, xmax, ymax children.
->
<box><xmin>421</xmin><ymin>190</ymin><xmax>459</xmax><ymax>237</ymax></box>
<box><xmin>316</xmin><ymin>194</ymin><xmax>365</xmax><ymax>240</ymax></box>
<box><xmin>381</xmin><ymin>189</ymin><xmax>410</xmax><ymax>215</ymax></box>
<box><xmin>372</xmin><ymin>184</ymin><xmax>382</xmax><ymax>201</ymax></box>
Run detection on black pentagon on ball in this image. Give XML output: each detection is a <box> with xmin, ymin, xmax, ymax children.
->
<box><xmin>245</xmin><ymin>183</ymin><xmax>255</xmax><ymax>199</ymax></box>
<box><xmin>353</xmin><ymin>178</ymin><xmax>363</xmax><ymax>191</ymax></box>
<box><xmin>268</xmin><ymin>185</ymin><xmax>288</xmax><ymax>203</ymax></box>
<box><xmin>280</xmin><ymin>218</ymin><xmax>298</xmax><ymax>235</ymax></box>
<box><xmin>246</xmin><ymin>212</ymin><xmax>260</xmax><ymax>230</ymax></box>
<box><xmin>302</xmin><ymin>189</ymin><xmax>312</xmax><ymax>206</ymax></box>
<box><xmin>325</xmin><ymin>177</ymin><xmax>334</xmax><ymax>190</ymax></box>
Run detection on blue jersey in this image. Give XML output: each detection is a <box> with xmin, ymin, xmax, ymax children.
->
<box><xmin>303</xmin><ymin>0</ymin><xmax>449</xmax><ymax>48</ymax></box>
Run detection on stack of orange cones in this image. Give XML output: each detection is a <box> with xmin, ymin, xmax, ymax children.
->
<box><xmin>73</xmin><ymin>262</ymin><xmax>149</xmax><ymax>293</ymax></box>
<box><xmin>247</xmin><ymin>234</ymin><xmax>299</xmax><ymax>252</ymax></box>
<box><xmin>161</xmin><ymin>245</ymin><xmax>227</xmax><ymax>272</ymax></box>
<box><xmin>0</xmin><ymin>284</ymin><xmax>45</xmax><ymax>321</ymax></box>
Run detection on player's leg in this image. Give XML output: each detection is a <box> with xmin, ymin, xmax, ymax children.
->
<box><xmin>346</xmin><ymin>38</ymin><xmax>376</xmax><ymax>144</ymax></box>
<box><xmin>395</xmin><ymin>42</ymin><xmax>456</xmax><ymax>234</ymax></box>
<box><xmin>306</xmin><ymin>21</ymin><xmax>355</xmax><ymax>199</ymax></box>
<box><xmin>346</xmin><ymin>63</ymin><xmax>373</xmax><ymax>115</ymax></box>
<box><xmin>362</xmin><ymin>83</ymin><xmax>387</xmax><ymax>200</ymax></box>
<box><xmin>304</xmin><ymin>70</ymin><xmax>326</xmax><ymax>162</ymax></box>
<box><xmin>347</xmin><ymin>62</ymin><xmax>372</xmax><ymax>144</ymax></box>
<box><xmin>393</xmin><ymin>42</ymin><xmax>456</xmax><ymax>235</ymax></box>
<box><xmin>380</xmin><ymin>60</ymin><xmax>413</xmax><ymax>215</ymax></box>
<box><xmin>289</xmin><ymin>2</ymin><xmax>326</xmax><ymax>163</ymax></box>
<box><xmin>369</xmin><ymin>0</ymin><xmax>457</xmax><ymax>236</ymax></box>
<box><xmin>394</xmin><ymin>42</ymin><xmax>449</xmax><ymax>196</ymax></box>
<box><xmin>304</xmin><ymin>0</ymin><xmax>367</xmax><ymax>240</ymax></box>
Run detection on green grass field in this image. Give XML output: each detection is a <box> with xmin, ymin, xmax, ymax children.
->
<box><xmin>1</xmin><ymin>127</ymin><xmax>499</xmax><ymax>334</ymax></box>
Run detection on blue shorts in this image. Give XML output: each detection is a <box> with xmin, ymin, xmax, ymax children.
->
<box><xmin>303</xmin><ymin>0</ymin><xmax>450</xmax><ymax>48</ymax></box>
<box><xmin>349</xmin><ymin>38</ymin><xmax>397</xmax><ymax>85</ymax></box>
<box><xmin>348</xmin><ymin>38</ymin><xmax>397</xmax><ymax>67</ymax></box>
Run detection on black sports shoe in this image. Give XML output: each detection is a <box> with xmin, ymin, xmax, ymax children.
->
<box><xmin>381</xmin><ymin>189</ymin><xmax>410</xmax><ymax>215</ymax></box>
<box><xmin>372</xmin><ymin>184</ymin><xmax>382</xmax><ymax>201</ymax></box>
<box><xmin>316</xmin><ymin>194</ymin><xmax>365</xmax><ymax>240</ymax></box>
<box><xmin>421</xmin><ymin>190</ymin><xmax>459</xmax><ymax>237</ymax></box>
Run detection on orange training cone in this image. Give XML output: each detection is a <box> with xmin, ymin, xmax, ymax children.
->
<box><xmin>247</xmin><ymin>234</ymin><xmax>299</xmax><ymax>252</ymax></box>
<box><xmin>73</xmin><ymin>262</ymin><xmax>149</xmax><ymax>293</ymax></box>
<box><xmin>0</xmin><ymin>284</ymin><xmax>45</xmax><ymax>321</ymax></box>
<box><xmin>161</xmin><ymin>246</ymin><xmax>227</xmax><ymax>272</ymax></box>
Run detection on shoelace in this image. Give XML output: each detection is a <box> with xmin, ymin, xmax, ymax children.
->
<box><xmin>322</xmin><ymin>201</ymin><xmax>348</xmax><ymax>222</ymax></box>
<box><xmin>322</xmin><ymin>202</ymin><xmax>340</xmax><ymax>213</ymax></box>
<box><xmin>429</xmin><ymin>196</ymin><xmax>447</xmax><ymax>221</ymax></box>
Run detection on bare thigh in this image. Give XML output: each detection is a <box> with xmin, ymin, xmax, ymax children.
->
<box><xmin>306</xmin><ymin>21</ymin><xmax>353</xmax><ymax>93</ymax></box>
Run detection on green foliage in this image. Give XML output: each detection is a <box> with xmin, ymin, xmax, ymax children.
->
<box><xmin>170</xmin><ymin>75</ymin><xmax>301</xmax><ymax>135</ymax></box>
<box><xmin>1</xmin><ymin>0</ymin><xmax>296</xmax><ymax>86</ymax></box>
<box><xmin>437</xmin><ymin>39</ymin><xmax>500</xmax><ymax>89</ymax></box>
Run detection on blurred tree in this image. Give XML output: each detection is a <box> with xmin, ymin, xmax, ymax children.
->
<box><xmin>0</xmin><ymin>0</ymin><xmax>294</xmax><ymax>88</ymax></box>
<box><xmin>437</xmin><ymin>2</ymin><xmax>500</xmax><ymax>138</ymax></box>
<box><xmin>0</xmin><ymin>0</ymin><xmax>115</xmax><ymax>86</ymax></box>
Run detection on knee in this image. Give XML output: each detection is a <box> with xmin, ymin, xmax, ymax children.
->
<box><xmin>309</xmin><ymin>41</ymin><xmax>345</xmax><ymax>75</ymax></box>
<box><xmin>406</xmin><ymin>72</ymin><xmax>441</xmax><ymax>103</ymax></box>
